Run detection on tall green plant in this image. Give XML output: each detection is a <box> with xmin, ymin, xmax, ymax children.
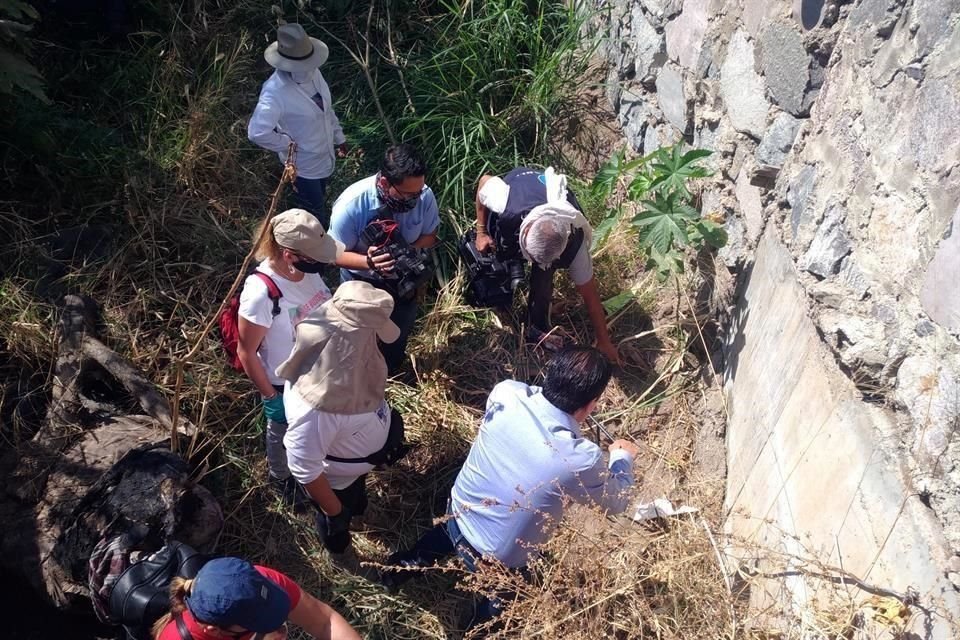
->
<box><xmin>591</xmin><ymin>143</ymin><xmax>726</xmax><ymax>281</ymax></box>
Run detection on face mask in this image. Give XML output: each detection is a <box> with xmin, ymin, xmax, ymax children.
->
<box><xmin>293</xmin><ymin>260</ymin><xmax>325</xmax><ymax>274</ymax></box>
<box><xmin>289</xmin><ymin>70</ymin><xmax>313</xmax><ymax>84</ymax></box>
<box><xmin>376</xmin><ymin>180</ymin><xmax>418</xmax><ymax>213</ymax></box>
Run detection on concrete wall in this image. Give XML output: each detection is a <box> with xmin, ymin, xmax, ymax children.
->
<box><xmin>596</xmin><ymin>0</ymin><xmax>960</xmax><ymax>631</ymax></box>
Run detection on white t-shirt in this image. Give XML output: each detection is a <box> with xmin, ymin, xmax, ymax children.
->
<box><xmin>237</xmin><ymin>261</ymin><xmax>332</xmax><ymax>385</ymax></box>
<box><xmin>282</xmin><ymin>387</ymin><xmax>391</xmax><ymax>489</ymax></box>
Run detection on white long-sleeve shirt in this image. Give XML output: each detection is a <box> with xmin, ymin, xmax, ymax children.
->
<box><xmin>247</xmin><ymin>70</ymin><xmax>346</xmax><ymax>180</ymax></box>
<box><xmin>450</xmin><ymin>381</ymin><xmax>635</xmax><ymax>568</ymax></box>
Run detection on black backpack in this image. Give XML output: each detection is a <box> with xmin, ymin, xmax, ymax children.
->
<box><xmin>109</xmin><ymin>542</ymin><xmax>209</xmax><ymax>640</ymax></box>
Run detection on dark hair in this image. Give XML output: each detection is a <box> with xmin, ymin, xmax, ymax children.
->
<box><xmin>380</xmin><ymin>143</ymin><xmax>427</xmax><ymax>184</ymax></box>
<box><xmin>542</xmin><ymin>346</ymin><xmax>612</xmax><ymax>414</ymax></box>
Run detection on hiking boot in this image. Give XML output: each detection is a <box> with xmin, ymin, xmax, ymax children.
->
<box><xmin>272</xmin><ymin>476</ymin><xmax>312</xmax><ymax>514</ymax></box>
<box><xmin>378</xmin><ymin>555</ymin><xmax>421</xmax><ymax>591</ymax></box>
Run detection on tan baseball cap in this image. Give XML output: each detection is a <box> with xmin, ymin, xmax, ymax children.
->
<box><xmin>271</xmin><ymin>209</ymin><xmax>344</xmax><ymax>263</ymax></box>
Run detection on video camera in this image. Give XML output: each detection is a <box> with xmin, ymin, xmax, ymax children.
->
<box><xmin>360</xmin><ymin>219</ymin><xmax>435</xmax><ymax>300</ymax></box>
<box><xmin>458</xmin><ymin>229</ymin><xmax>525</xmax><ymax>309</ymax></box>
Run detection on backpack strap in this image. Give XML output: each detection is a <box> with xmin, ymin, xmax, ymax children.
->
<box><xmin>251</xmin><ymin>271</ymin><xmax>282</xmax><ymax>318</ymax></box>
<box><xmin>174</xmin><ymin>614</ymin><xmax>194</xmax><ymax>640</ymax></box>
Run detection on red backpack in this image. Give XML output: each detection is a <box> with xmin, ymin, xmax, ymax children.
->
<box><xmin>218</xmin><ymin>271</ymin><xmax>282</xmax><ymax>372</ymax></box>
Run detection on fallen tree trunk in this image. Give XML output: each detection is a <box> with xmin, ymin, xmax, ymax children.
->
<box><xmin>0</xmin><ymin>295</ymin><xmax>222</xmax><ymax>611</ymax></box>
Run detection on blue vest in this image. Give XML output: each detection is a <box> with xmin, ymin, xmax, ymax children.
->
<box><xmin>491</xmin><ymin>167</ymin><xmax>584</xmax><ymax>268</ymax></box>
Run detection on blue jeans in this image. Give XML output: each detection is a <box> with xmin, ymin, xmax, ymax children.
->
<box><xmin>386</xmin><ymin>517</ymin><xmax>520</xmax><ymax>626</ymax></box>
<box><xmin>293</xmin><ymin>176</ymin><xmax>328</xmax><ymax>226</ymax></box>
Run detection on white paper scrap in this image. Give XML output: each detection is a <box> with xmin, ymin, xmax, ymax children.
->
<box><xmin>632</xmin><ymin>498</ymin><xmax>699</xmax><ymax>521</ymax></box>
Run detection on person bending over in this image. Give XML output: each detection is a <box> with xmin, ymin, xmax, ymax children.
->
<box><xmin>474</xmin><ymin>167</ymin><xmax>619</xmax><ymax>364</ymax></box>
<box><xmin>328</xmin><ymin>143</ymin><xmax>439</xmax><ymax>374</ymax></box>
<box><xmin>277</xmin><ymin>281</ymin><xmax>404</xmax><ymax>554</ymax></box>
<box><xmin>382</xmin><ymin>346</ymin><xmax>637</xmax><ymax>627</ymax></box>
<box><xmin>153</xmin><ymin>556</ymin><xmax>359</xmax><ymax>640</ymax></box>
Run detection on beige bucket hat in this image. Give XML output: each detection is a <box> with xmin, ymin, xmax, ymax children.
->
<box><xmin>276</xmin><ymin>281</ymin><xmax>399</xmax><ymax>414</ymax></box>
<box><xmin>264</xmin><ymin>24</ymin><xmax>329</xmax><ymax>72</ymax></box>
<box><xmin>271</xmin><ymin>209</ymin><xmax>344</xmax><ymax>263</ymax></box>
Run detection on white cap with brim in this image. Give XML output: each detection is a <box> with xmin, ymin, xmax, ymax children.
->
<box><xmin>329</xmin><ymin>281</ymin><xmax>401</xmax><ymax>344</ymax></box>
<box><xmin>264</xmin><ymin>23</ymin><xmax>329</xmax><ymax>72</ymax></box>
<box><xmin>271</xmin><ymin>208</ymin><xmax>344</xmax><ymax>263</ymax></box>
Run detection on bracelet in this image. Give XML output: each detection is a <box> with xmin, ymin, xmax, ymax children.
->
<box><xmin>263</xmin><ymin>392</ymin><xmax>278</xmax><ymax>401</ymax></box>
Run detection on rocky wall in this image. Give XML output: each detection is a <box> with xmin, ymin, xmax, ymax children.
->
<box><xmin>596</xmin><ymin>0</ymin><xmax>960</xmax><ymax>626</ymax></box>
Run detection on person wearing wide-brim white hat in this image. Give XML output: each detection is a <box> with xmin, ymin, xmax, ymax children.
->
<box><xmin>248</xmin><ymin>23</ymin><xmax>349</xmax><ymax>226</ymax></box>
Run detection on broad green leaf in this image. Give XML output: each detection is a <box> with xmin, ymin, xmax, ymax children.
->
<box><xmin>630</xmin><ymin>191</ymin><xmax>690</xmax><ymax>255</ymax></box>
<box><xmin>602</xmin><ymin>290</ymin><xmax>636</xmax><ymax>315</ymax></box>
<box><xmin>649</xmin><ymin>143</ymin><xmax>714</xmax><ymax>198</ymax></box>
<box><xmin>626</xmin><ymin>171</ymin><xmax>652</xmax><ymax>200</ymax></box>
<box><xmin>695</xmin><ymin>219</ymin><xmax>728</xmax><ymax>249</ymax></box>
<box><xmin>591</xmin><ymin>147</ymin><xmax>625</xmax><ymax>200</ymax></box>
<box><xmin>591</xmin><ymin>211</ymin><xmax>620</xmax><ymax>251</ymax></box>
<box><xmin>646</xmin><ymin>246</ymin><xmax>685</xmax><ymax>281</ymax></box>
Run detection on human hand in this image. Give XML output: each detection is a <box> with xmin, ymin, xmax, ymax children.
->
<box><xmin>475</xmin><ymin>231</ymin><xmax>496</xmax><ymax>254</ymax></box>
<box><xmin>608</xmin><ymin>438</ymin><xmax>639</xmax><ymax>458</ymax></box>
<box><xmin>262</xmin><ymin>393</ymin><xmax>286</xmax><ymax>424</ymax></box>
<box><xmin>596</xmin><ymin>338</ymin><xmax>621</xmax><ymax>367</ymax></box>
<box><xmin>336</xmin><ymin>142</ymin><xmax>349</xmax><ymax>158</ymax></box>
<box><xmin>367</xmin><ymin>245</ymin><xmax>396</xmax><ymax>273</ymax></box>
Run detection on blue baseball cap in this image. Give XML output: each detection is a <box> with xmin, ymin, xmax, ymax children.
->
<box><xmin>186</xmin><ymin>558</ymin><xmax>290</xmax><ymax>633</ymax></box>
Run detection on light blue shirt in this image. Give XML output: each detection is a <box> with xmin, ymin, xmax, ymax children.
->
<box><xmin>450</xmin><ymin>380</ymin><xmax>635</xmax><ymax>568</ymax></box>
<box><xmin>328</xmin><ymin>174</ymin><xmax>440</xmax><ymax>281</ymax></box>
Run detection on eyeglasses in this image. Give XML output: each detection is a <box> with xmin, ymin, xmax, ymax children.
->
<box><xmin>283</xmin><ymin>248</ymin><xmax>319</xmax><ymax>264</ymax></box>
<box><xmin>389</xmin><ymin>182</ymin><xmax>426</xmax><ymax>199</ymax></box>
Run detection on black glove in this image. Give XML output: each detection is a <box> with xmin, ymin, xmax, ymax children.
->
<box><xmin>316</xmin><ymin>506</ymin><xmax>352</xmax><ymax>553</ymax></box>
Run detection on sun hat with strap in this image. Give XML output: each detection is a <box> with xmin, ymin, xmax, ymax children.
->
<box><xmin>264</xmin><ymin>23</ymin><xmax>329</xmax><ymax>72</ymax></box>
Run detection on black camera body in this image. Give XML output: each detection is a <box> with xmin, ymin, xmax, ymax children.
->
<box><xmin>459</xmin><ymin>229</ymin><xmax>525</xmax><ymax>309</ymax></box>
<box><xmin>361</xmin><ymin>220</ymin><xmax>434</xmax><ymax>300</ymax></box>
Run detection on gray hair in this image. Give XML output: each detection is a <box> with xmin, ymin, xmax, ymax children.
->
<box><xmin>522</xmin><ymin>216</ymin><xmax>570</xmax><ymax>267</ymax></box>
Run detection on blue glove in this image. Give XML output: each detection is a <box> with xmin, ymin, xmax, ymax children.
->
<box><xmin>262</xmin><ymin>393</ymin><xmax>286</xmax><ymax>424</ymax></box>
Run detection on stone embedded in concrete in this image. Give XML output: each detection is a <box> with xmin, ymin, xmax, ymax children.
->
<box><xmin>757</xmin><ymin>21</ymin><xmax>812</xmax><ymax>115</ymax></box>
<box><xmin>755</xmin><ymin>112</ymin><xmax>802</xmax><ymax>172</ymax></box>
<box><xmin>638</xmin><ymin>0</ymin><xmax>683</xmax><ymax>27</ymax></box>
<box><xmin>838</xmin><ymin>257</ymin><xmax>871</xmax><ymax>300</ymax></box>
<box><xmin>920</xmin><ymin>205</ymin><xmax>960</xmax><ymax>334</ymax></box>
<box><xmin>630</xmin><ymin>5</ymin><xmax>667</xmax><ymax>83</ymax></box>
<box><xmin>643</xmin><ymin>119</ymin><xmax>682</xmax><ymax>154</ymax></box>
<box><xmin>720</xmin><ymin>30</ymin><xmax>771</xmax><ymax>137</ymax></box>
<box><xmin>818</xmin><ymin>309</ymin><xmax>888</xmax><ymax>368</ymax></box>
<box><xmin>743</xmin><ymin>0</ymin><xmax>780</xmax><ymax>37</ymax></box>
<box><xmin>908</xmin><ymin>76</ymin><xmax>960</xmax><ymax>175</ymax></box>
<box><xmin>896</xmin><ymin>354</ymin><xmax>960</xmax><ymax>458</ymax></box>
<box><xmin>787</xmin><ymin>164</ymin><xmax>817</xmax><ymax>239</ymax></box>
<box><xmin>735</xmin><ymin>169</ymin><xmax>765</xmax><ymax>243</ymax></box>
<box><xmin>655</xmin><ymin>63</ymin><xmax>691</xmax><ymax>132</ymax></box>
<box><xmin>801</xmin><ymin>201</ymin><xmax>851</xmax><ymax>277</ymax></box>
<box><xmin>665</xmin><ymin>0</ymin><xmax>709</xmax><ymax>69</ymax></box>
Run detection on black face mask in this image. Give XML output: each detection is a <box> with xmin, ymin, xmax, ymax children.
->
<box><xmin>376</xmin><ymin>179</ymin><xmax>419</xmax><ymax>213</ymax></box>
<box><xmin>293</xmin><ymin>260</ymin><xmax>326</xmax><ymax>274</ymax></box>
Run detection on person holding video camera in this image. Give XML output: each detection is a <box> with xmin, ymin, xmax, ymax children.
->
<box><xmin>473</xmin><ymin>167</ymin><xmax>619</xmax><ymax>365</ymax></box>
<box><xmin>329</xmin><ymin>143</ymin><xmax>439</xmax><ymax>374</ymax></box>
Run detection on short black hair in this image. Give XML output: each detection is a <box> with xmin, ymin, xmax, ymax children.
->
<box><xmin>380</xmin><ymin>143</ymin><xmax>427</xmax><ymax>184</ymax></box>
<box><xmin>542</xmin><ymin>346</ymin><xmax>612</xmax><ymax>414</ymax></box>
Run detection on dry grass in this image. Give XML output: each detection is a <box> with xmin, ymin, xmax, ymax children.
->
<box><xmin>2</xmin><ymin>4</ymin><xmax>944</xmax><ymax>639</ymax></box>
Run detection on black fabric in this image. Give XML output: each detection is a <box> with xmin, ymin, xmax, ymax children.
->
<box><xmin>109</xmin><ymin>542</ymin><xmax>208</xmax><ymax>640</ymax></box>
<box><xmin>325</xmin><ymin>409</ymin><xmax>409</xmax><ymax>466</ymax></box>
<box><xmin>174</xmin><ymin>614</ymin><xmax>193</xmax><ymax>640</ymax></box>
<box><xmin>492</xmin><ymin>167</ymin><xmax>582</xmax><ymax>261</ymax></box>
<box><xmin>315</xmin><ymin>475</ymin><xmax>369</xmax><ymax>553</ymax></box>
